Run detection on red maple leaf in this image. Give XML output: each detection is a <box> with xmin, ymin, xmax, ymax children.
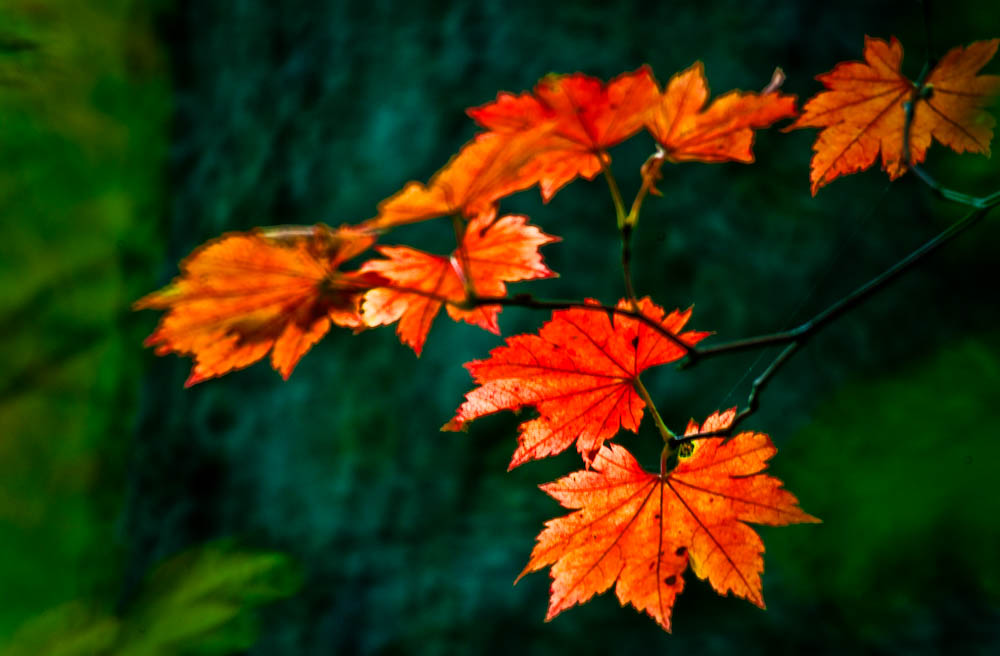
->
<box><xmin>444</xmin><ymin>297</ymin><xmax>709</xmax><ymax>468</ymax></box>
<box><xmin>518</xmin><ymin>409</ymin><xmax>820</xmax><ymax>632</ymax></box>
<box><xmin>788</xmin><ymin>36</ymin><xmax>1000</xmax><ymax>194</ymax></box>
<box><xmin>468</xmin><ymin>67</ymin><xmax>660</xmax><ymax>201</ymax></box>
<box><xmin>135</xmin><ymin>225</ymin><xmax>383</xmax><ymax>386</ymax></box>
<box><xmin>362</xmin><ymin>129</ymin><xmax>555</xmax><ymax>230</ymax></box>
<box><xmin>360</xmin><ymin>212</ymin><xmax>558</xmax><ymax>355</ymax></box>
<box><xmin>645</xmin><ymin>62</ymin><xmax>797</xmax><ymax>163</ymax></box>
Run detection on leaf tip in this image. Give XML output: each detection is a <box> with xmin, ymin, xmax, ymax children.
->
<box><xmin>441</xmin><ymin>417</ymin><xmax>467</xmax><ymax>432</ymax></box>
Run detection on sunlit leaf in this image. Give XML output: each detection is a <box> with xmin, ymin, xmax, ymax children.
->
<box><xmin>788</xmin><ymin>36</ymin><xmax>1000</xmax><ymax>194</ymax></box>
<box><xmin>444</xmin><ymin>297</ymin><xmax>708</xmax><ymax>468</ymax></box>
<box><xmin>519</xmin><ymin>410</ymin><xmax>819</xmax><ymax>631</ymax></box>
<box><xmin>135</xmin><ymin>225</ymin><xmax>383</xmax><ymax>385</ymax></box>
<box><xmin>361</xmin><ymin>212</ymin><xmax>558</xmax><ymax>355</ymax></box>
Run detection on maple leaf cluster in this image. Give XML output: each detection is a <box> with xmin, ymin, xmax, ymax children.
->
<box><xmin>138</xmin><ymin>61</ymin><xmax>802</xmax><ymax>379</ymax></box>
<box><xmin>135</xmin><ymin>36</ymin><xmax>998</xmax><ymax>633</ymax></box>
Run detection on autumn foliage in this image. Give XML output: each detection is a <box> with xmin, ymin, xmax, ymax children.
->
<box><xmin>789</xmin><ymin>37</ymin><xmax>1000</xmax><ymax>194</ymax></box>
<box><xmin>519</xmin><ymin>410</ymin><xmax>818</xmax><ymax>631</ymax></box>
<box><xmin>467</xmin><ymin>67</ymin><xmax>660</xmax><ymax>201</ymax></box>
<box><xmin>360</xmin><ymin>212</ymin><xmax>558</xmax><ymax>355</ymax></box>
<box><xmin>444</xmin><ymin>298</ymin><xmax>707</xmax><ymax>468</ymax></box>
<box><xmin>135</xmin><ymin>225</ymin><xmax>384</xmax><ymax>386</ymax></box>
<box><xmin>136</xmin><ymin>35</ymin><xmax>999</xmax><ymax>633</ymax></box>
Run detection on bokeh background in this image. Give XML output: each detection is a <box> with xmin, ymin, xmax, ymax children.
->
<box><xmin>3</xmin><ymin>1</ymin><xmax>1000</xmax><ymax>654</ymax></box>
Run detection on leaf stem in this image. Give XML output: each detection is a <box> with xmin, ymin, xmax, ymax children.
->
<box><xmin>601</xmin><ymin>158</ymin><xmax>628</xmax><ymax>229</ymax></box>
<box><xmin>659</xmin><ymin>441</ymin><xmax>674</xmax><ymax>477</ymax></box>
<box><xmin>626</xmin><ymin>147</ymin><xmax>666</xmax><ymax>227</ymax></box>
<box><xmin>633</xmin><ymin>375</ymin><xmax>675</xmax><ymax>442</ymax></box>
<box><xmin>620</xmin><ymin>223</ymin><xmax>639</xmax><ymax>308</ymax></box>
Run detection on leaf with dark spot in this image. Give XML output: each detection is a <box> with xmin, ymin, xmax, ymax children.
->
<box><xmin>518</xmin><ymin>409</ymin><xmax>819</xmax><ymax>632</ymax></box>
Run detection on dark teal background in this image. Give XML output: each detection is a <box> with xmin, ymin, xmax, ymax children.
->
<box><xmin>2</xmin><ymin>1</ymin><xmax>1000</xmax><ymax>653</ymax></box>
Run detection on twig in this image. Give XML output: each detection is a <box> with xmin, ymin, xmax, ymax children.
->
<box><xmin>908</xmin><ymin>164</ymin><xmax>1000</xmax><ymax>209</ymax></box>
<box><xmin>690</xmin><ymin>202</ymin><xmax>995</xmax><ymax>361</ymax></box>
<box><xmin>473</xmin><ymin>294</ymin><xmax>697</xmax><ymax>355</ymax></box>
<box><xmin>674</xmin><ymin>343</ymin><xmax>799</xmax><ymax>443</ymax></box>
<box><xmin>602</xmin><ymin>161</ymin><xmax>641</xmax><ymax>307</ymax></box>
<box><xmin>372</xmin><ymin>282</ymin><xmax>698</xmax><ymax>357</ymax></box>
<box><xmin>678</xmin><ymin>203</ymin><xmax>994</xmax><ymax>440</ymax></box>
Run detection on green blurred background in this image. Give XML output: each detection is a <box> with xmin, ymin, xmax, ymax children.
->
<box><xmin>2</xmin><ymin>1</ymin><xmax>999</xmax><ymax>653</ymax></box>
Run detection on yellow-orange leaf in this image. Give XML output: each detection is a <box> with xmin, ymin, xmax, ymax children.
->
<box><xmin>363</xmin><ymin>129</ymin><xmax>554</xmax><ymax>230</ymax></box>
<box><xmin>789</xmin><ymin>36</ymin><xmax>1000</xmax><ymax>194</ymax></box>
<box><xmin>519</xmin><ymin>409</ymin><xmax>819</xmax><ymax>632</ymax></box>
<box><xmin>468</xmin><ymin>67</ymin><xmax>660</xmax><ymax>201</ymax></box>
<box><xmin>360</xmin><ymin>213</ymin><xmax>558</xmax><ymax>355</ymax></box>
<box><xmin>135</xmin><ymin>225</ymin><xmax>382</xmax><ymax>386</ymax></box>
<box><xmin>646</xmin><ymin>62</ymin><xmax>797</xmax><ymax>163</ymax></box>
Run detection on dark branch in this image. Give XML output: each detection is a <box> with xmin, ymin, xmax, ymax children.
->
<box><xmin>676</xmin><ymin>201</ymin><xmax>995</xmax><ymax>442</ymax></box>
<box><xmin>371</xmin><ymin>282</ymin><xmax>698</xmax><ymax>357</ymax></box>
<box><xmin>473</xmin><ymin>294</ymin><xmax>697</xmax><ymax>355</ymax></box>
<box><xmin>674</xmin><ymin>343</ymin><xmax>799</xmax><ymax>444</ymax></box>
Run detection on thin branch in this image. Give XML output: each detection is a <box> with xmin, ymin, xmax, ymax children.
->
<box><xmin>374</xmin><ymin>199</ymin><xmax>994</xmax><ymax>441</ymax></box>
<box><xmin>674</xmin><ymin>343</ymin><xmax>799</xmax><ymax>444</ymax></box>
<box><xmin>473</xmin><ymin>294</ymin><xmax>697</xmax><ymax>356</ymax></box>
<box><xmin>603</xmin><ymin>162</ymin><xmax>641</xmax><ymax>307</ymax></box>
<box><xmin>674</xmin><ymin>202</ymin><xmax>994</xmax><ymax>442</ymax></box>
<box><xmin>370</xmin><ymin>281</ymin><xmax>698</xmax><ymax>357</ymax></box>
<box><xmin>618</xmin><ymin>149</ymin><xmax>669</xmax><ymax>309</ymax></box>
<box><xmin>689</xmin><ymin>202</ymin><xmax>995</xmax><ymax>363</ymax></box>
<box><xmin>908</xmin><ymin>164</ymin><xmax>1000</xmax><ymax>209</ymax></box>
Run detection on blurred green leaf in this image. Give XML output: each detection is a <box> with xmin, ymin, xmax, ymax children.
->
<box><xmin>118</xmin><ymin>544</ymin><xmax>300</xmax><ymax>656</ymax></box>
<box><xmin>0</xmin><ymin>0</ymin><xmax>168</xmax><ymax>635</ymax></box>
<box><xmin>0</xmin><ymin>544</ymin><xmax>300</xmax><ymax>656</ymax></box>
<box><xmin>0</xmin><ymin>603</ymin><xmax>118</xmax><ymax>656</ymax></box>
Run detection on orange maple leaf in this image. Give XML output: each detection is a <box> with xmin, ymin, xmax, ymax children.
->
<box><xmin>468</xmin><ymin>67</ymin><xmax>660</xmax><ymax>201</ymax></box>
<box><xmin>444</xmin><ymin>297</ymin><xmax>709</xmax><ymax>468</ymax></box>
<box><xmin>645</xmin><ymin>62</ymin><xmax>797</xmax><ymax>163</ymax></box>
<box><xmin>362</xmin><ymin>129</ymin><xmax>555</xmax><ymax>230</ymax></box>
<box><xmin>518</xmin><ymin>409</ymin><xmax>819</xmax><ymax>632</ymax></box>
<box><xmin>135</xmin><ymin>225</ymin><xmax>383</xmax><ymax>386</ymax></box>
<box><xmin>788</xmin><ymin>36</ymin><xmax>1000</xmax><ymax>194</ymax></box>
<box><xmin>360</xmin><ymin>213</ymin><xmax>558</xmax><ymax>355</ymax></box>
